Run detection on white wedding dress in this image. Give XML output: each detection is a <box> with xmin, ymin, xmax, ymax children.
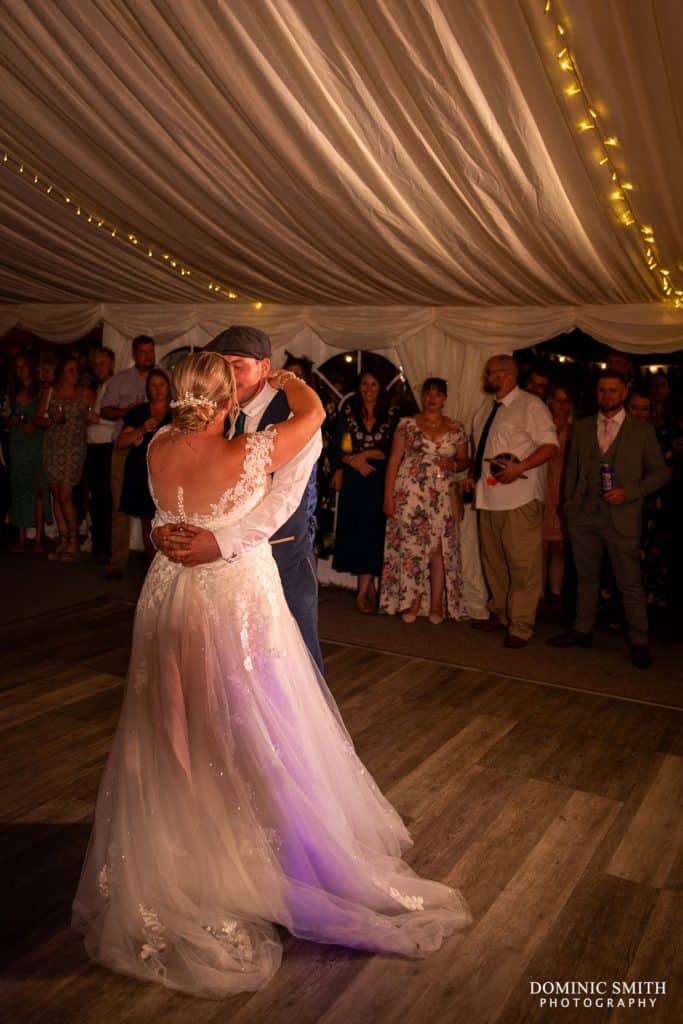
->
<box><xmin>72</xmin><ymin>428</ymin><xmax>471</xmax><ymax>998</ymax></box>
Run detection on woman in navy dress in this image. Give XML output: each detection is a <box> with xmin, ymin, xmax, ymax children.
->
<box><xmin>331</xmin><ymin>371</ymin><xmax>398</xmax><ymax>612</ymax></box>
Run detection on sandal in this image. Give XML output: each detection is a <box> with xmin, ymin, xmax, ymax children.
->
<box><xmin>48</xmin><ymin>533</ymin><xmax>68</xmax><ymax>561</ymax></box>
<box><xmin>59</xmin><ymin>533</ymin><xmax>80</xmax><ymax>562</ymax></box>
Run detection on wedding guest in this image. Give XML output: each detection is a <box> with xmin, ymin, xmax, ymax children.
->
<box><xmin>548</xmin><ymin>371</ymin><xmax>669</xmax><ymax>668</ymax></box>
<box><xmin>100</xmin><ymin>335</ymin><xmax>156</xmax><ymax>577</ymax></box>
<box><xmin>469</xmin><ymin>355</ymin><xmax>558</xmax><ymax>648</ymax></box>
<box><xmin>522</xmin><ymin>363</ymin><xmax>551</xmax><ymax>401</ymax></box>
<box><xmin>85</xmin><ymin>347</ymin><xmax>116</xmax><ymax>563</ymax></box>
<box><xmin>283</xmin><ymin>351</ymin><xmax>314</xmax><ymax>386</ymax></box>
<box><xmin>606</xmin><ymin>350</ymin><xmax>636</xmax><ymax>389</ymax></box>
<box><xmin>35</xmin><ymin>355</ymin><xmax>94</xmax><ymax>562</ymax></box>
<box><xmin>380</xmin><ymin>378</ymin><xmax>468</xmax><ymax>624</ymax></box>
<box><xmin>6</xmin><ymin>353</ymin><xmax>52</xmax><ymax>552</ymax></box>
<box><xmin>541</xmin><ymin>384</ymin><xmax>573</xmax><ymax>621</ymax></box>
<box><xmin>626</xmin><ymin>388</ymin><xmax>651</xmax><ymax>425</ymax></box>
<box><xmin>648</xmin><ymin>371</ymin><xmax>675</xmax><ymax>434</ymax></box>
<box><xmin>331</xmin><ymin>371</ymin><xmax>399</xmax><ymax>612</ymax></box>
<box><xmin>118</xmin><ymin>369</ymin><xmax>172</xmax><ymax>558</ymax></box>
<box><xmin>627</xmin><ymin>387</ymin><xmax>674</xmax><ymax>613</ymax></box>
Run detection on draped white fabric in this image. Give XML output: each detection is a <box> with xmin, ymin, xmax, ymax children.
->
<box><xmin>0</xmin><ymin>0</ymin><xmax>681</xmax><ymax>344</ymax></box>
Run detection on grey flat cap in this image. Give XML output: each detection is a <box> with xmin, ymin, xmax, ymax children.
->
<box><xmin>205</xmin><ymin>325</ymin><xmax>271</xmax><ymax>360</ymax></box>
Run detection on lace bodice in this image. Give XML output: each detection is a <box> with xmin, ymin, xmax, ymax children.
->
<box><xmin>148</xmin><ymin>426</ymin><xmax>275</xmax><ymax>531</ymax></box>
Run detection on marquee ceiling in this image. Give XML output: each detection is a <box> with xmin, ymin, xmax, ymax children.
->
<box><xmin>0</xmin><ymin>0</ymin><xmax>682</xmax><ymax>315</ymax></box>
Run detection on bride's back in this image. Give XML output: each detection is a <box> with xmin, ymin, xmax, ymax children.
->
<box><xmin>148</xmin><ymin>427</ymin><xmax>255</xmax><ymax>523</ymax></box>
<box><xmin>147</xmin><ymin>350</ymin><xmax>261</xmax><ymax>524</ymax></box>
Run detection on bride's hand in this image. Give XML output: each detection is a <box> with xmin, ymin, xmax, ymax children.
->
<box><xmin>268</xmin><ymin>370</ymin><xmax>302</xmax><ymax>390</ymax></box>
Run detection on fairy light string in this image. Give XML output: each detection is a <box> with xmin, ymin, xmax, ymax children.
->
<box><xmin>544</xmin><ymin>2</ymin><xmax>682</xmax><ymax>308</ymax></box>
<box><xmin>0</xmin><ymin>147</ymin><xmax>263</xmax><ymax>308</ymax></box>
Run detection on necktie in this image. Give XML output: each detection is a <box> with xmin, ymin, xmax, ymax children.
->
<box><xmin>234</xmin><ymin>411</ymin><xmax>247</xmax><ymax>436</ymax></box>
<box><xmin>599</xmin><ymin>416</ymin><xmax>612</xmax><ymax>454</ymax></box>
<box><xmin>473</xmin><ymin>401</ymin><xmax>502</xmax><ymax>481</ymax></box>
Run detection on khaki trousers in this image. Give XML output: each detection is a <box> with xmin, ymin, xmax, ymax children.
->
<box><xmin>479</xmin><ymin>499</ymin><xmax>544</xmax><ymax>640</ymax></box>
<box><xmin>109</xmin><ymin>445</ymin><xmax>129</xmax><ymax>569</ymax></box>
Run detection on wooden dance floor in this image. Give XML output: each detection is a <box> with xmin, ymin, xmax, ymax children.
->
<box><xmin>2</xmin><ymin>596</ymin><xmax>681</xmax><ymax>1023</ymax></box>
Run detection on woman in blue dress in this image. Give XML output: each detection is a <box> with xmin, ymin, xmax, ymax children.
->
<box><xmin>6</xmin><ymin>353</ymin><xmax>51</xmax><ymax>552</ymax></box>
<box><xmin>331</xmin><ymin>371</ymin><xmax>399</xmax><ymax>612</ymax></box>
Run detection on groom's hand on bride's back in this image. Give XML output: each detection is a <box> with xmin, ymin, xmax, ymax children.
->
<box><xmin>150</xmin><ymin>524</ymin><xmax>221</xmax><ymax>566</ymax></box>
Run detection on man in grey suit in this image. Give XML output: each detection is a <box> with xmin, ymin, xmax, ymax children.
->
<box><xmin>548</xmin><ymin>371</ymin><xmax>669</xmax><ymax>668</ymax></box>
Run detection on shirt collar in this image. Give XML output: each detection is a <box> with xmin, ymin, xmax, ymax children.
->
<box><xmin>497</xmin><ymin>385</ymin><xmax>520</xmax><ymax>407</ymax></box>
<box><xmin>599</xmin><ymin>407</ymin><xmax>626</xmax><ymax>427</ymax></box>
<box><xmin>241</xmin><ymin>381</ymin><xmax>276</xmax><ymax>420</ymax></box>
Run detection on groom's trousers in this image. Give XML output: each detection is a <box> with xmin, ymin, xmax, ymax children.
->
<box><xmin>276</xmin><ymin>550</ymin><xmax>323</xmax><ymax>674</ymax></box>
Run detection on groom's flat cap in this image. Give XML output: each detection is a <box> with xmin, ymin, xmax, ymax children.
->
<box><xmin>205</xmin><ymin>325</ymin><xmax>271</xmax><ymax>360</ymax></box>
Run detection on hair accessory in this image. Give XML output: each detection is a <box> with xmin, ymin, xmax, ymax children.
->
<box><xmin>169</xmin><ymin>392</ymin><xmax>218</xmax><ymax>409</ymax></box>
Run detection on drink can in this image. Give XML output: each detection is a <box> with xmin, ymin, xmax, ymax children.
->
<box><xmin>600</xmin><ymin>462</ymin><xmax>614</xmax><ymax>493</ymax></box>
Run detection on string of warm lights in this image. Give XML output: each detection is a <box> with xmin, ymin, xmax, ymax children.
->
<box><xmin>543</xmin><ymin>1</ymin><xmax>682</xmax><ymax>309</ymax></box>
<box><xmin>0</xmin><ymin>146</ymin><xmax>263</xmax><ymax>309</ymax></box>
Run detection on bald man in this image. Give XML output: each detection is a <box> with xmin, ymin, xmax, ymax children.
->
<box><xmin>470</xmin><ymin>355</ymin><xmax>558</xmax><ymax>647</ymax></box>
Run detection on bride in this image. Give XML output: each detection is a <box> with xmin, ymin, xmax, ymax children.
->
<box><xmin>72</xmin><ymin>352</ymin><xmax>471</xmax><ymax>998</ymax></box>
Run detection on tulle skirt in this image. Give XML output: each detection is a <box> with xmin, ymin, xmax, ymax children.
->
<box><xmin>72</xmin><ymin>543</ymin><xmax>471</xmax><ymax>998</ymax></box>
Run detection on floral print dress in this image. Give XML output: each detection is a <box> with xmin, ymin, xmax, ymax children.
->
<box><xmin>380</xmin><ymin>417</ymin><xmax>468</xmax><ymax>620</ymax></box>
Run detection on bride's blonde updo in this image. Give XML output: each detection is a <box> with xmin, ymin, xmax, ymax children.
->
<box><xmin>170</xmin><ymin>351</ymin><xmax>237</xmax><ymax>433</ymax></box>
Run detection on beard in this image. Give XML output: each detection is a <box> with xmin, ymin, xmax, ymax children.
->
<box><xmin>483</xmin><ymin>382</ymin><xmax>497</xmax><ymax>394</ymax></box>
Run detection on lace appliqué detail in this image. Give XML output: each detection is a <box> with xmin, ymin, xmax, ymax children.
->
<box><xmin>134</xmin><ymin>659</ymin><xmax>149</xmax><ymax>693</ymax></box>
<box><xmin>202</xmin><ymin>920</ymin><xmax>254</xmax><ymax>966</ymax></box>
<box><xmin>138</xmin><ymin>904</ymin><xmax>167</xmax><ymax>974</ymax></box>
<box><xmin>208</xmin><ymin>427</ymin><xmax>276</xmax><ymax>520</ymax></box>
<box><xmin>147</xmin><ymin>424</ymin><xmax>274</xmax><ymax>530</ymax></box>
<box><xmin>194</xmin><ymin>566</ymin><xmax>222</xmax><ymax>622</ymax></box>
<box><xmin>98</xmin><ymin>864</ymin><xmax>110</xmax><ymax>898</ymax></box>
<box><xmin>136</xmin><ymin>554</ymin><xmax>181</xmax><ymax>615</ymax></box>
<box><xmin>389</xmin><ymin>886</ymin><xmax>425</xmax><ymax>912</ymax></box>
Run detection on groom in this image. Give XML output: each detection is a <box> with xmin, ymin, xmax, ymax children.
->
<box><xmin>152</xmin><ymin>325</ymin><xmax>323</xmax><ymax>671</ymax></box>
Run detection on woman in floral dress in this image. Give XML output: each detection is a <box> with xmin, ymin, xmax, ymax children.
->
<box><xmin>381</xmin><ymin>378</ymin><xmax>469</xmax><ymax>623</ymax></box>
<box><xmin>331</xmin><ymin>371</ymin><xmax>399</xmax><ymax>612</ymax></box>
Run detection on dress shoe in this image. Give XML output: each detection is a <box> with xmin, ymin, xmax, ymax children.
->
<box><xmin>630</xmin><ymin>645</ymin><xmax>652</xmax><ymax>670</ymax></box>
<box><xmin>546</xmin><ymin>629</ymin><xmax>592</xmax><ymax>649</ymax></box>
<box><xmin>471</xmin><ymin>615</ymin><xmax>506</xmax><ymax>632</ymax></box>
<box><xmin>503</xmin><ymin>633</ymin><xmax>528</xmax><ymax>649</ymax></box>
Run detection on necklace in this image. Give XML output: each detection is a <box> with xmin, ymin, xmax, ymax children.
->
<box><xmin>418</xmin><ymin>413</ymin><xmax>448</xmax><ymax>441</ymax></box>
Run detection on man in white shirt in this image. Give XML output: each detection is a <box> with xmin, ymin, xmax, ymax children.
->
<box><xmin>469</xmin><ymin>355</ymin><xmax>558</xmax><ymax>647</ymax></box>
<box><xmin>152</xmin><ymin>326</ymin><xmax>323</xmax><ymax>671</ymax></box>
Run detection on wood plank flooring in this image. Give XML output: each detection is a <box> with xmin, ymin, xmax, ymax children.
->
<box><xmin>1</xmin><ymin>598</ymin><xmax>681</xmax><ymax>1023</ymax></box>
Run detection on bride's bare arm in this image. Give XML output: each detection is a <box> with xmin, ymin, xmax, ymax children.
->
<box><xmin>266</xmin><ymin>372</ymin><xmax>324</xmax><ymax>473</ymax></box>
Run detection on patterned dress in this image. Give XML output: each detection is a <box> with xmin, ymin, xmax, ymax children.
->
<box><xmin>380</xmin><ymin>417</ymin><xmax>468</xmax><ymax>620</ymax></box>
<box><xmin>43</xmin><ymin>395</ymin><xmax>88</xmax><ymax>487</ymax></box>
<box><xmin>331</xmin><ymin>403</ymin><xmax>399</xmax><ymax>576</ymax></box>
